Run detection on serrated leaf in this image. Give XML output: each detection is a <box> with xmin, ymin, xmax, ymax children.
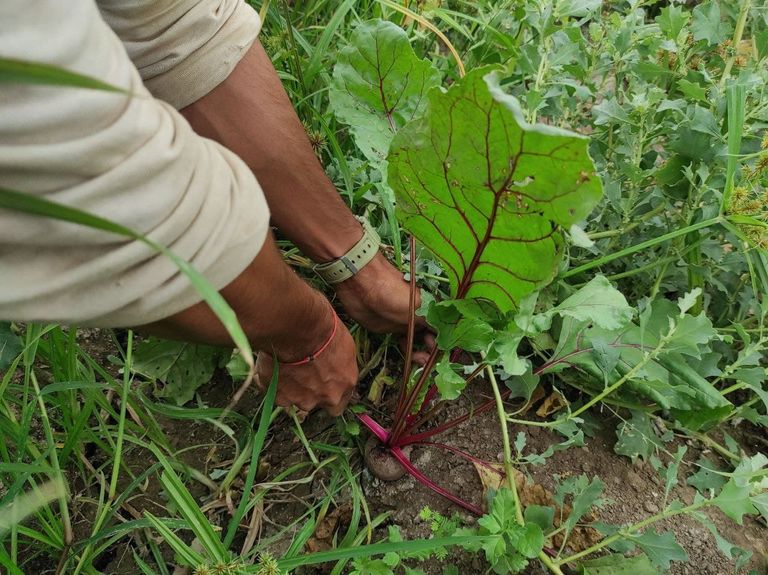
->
<box><xmin>687</xmin><ymin>457</ymin><xmax>727</xmax><ymax>494</ymax></box>
<box><xmin>505</xmin><ymin>364</ymin><xmax>540</xmax><ymax>401</ymax></box>
<box><xmin>0</xmin><ymin>322</ymin><xmax>21</xmax><ymax>372</ymax></box>
<box><xmin>579</xmin><ymin>553</ymin><xmax>659</xmax><ymax>575</ymax></box>
<box><xmin>631</xmin><ymin>530</ymin><xmax>688</xmax><ymax>570</ymax></box>
<box><xmin>694</xmin><ymin>513</ymin><xmax>744</xmax><ymax>560</ymax></box>
<box><xmin>132</xmin><ymin>338</ymin><xmax>225</xmax><ymax>405</ymax></box>
<box><xmin>714</xmin><ymin>480</ymin><xmax>758</xmax><ymax>525</ymax></box>
<box><xmin>663</xmin><ymin>446</ymin><xmax>687</xmax><ymax>501</ymax></box>
<box><xmin>435</xmin><ymin>358</ymin><xmax>466</xmax><ymax>400</ymax></box>
<box><xmin>389</xmin><ymin>67</ymin><xmax>602</xmax><ymax>313</ymax></box>
<box><xmin>614</xmin><ymin>411</ymin><xmax>662</xmax><ymax>461</ymax></box>
<box><xmin>656</xmin><ymin>5</ymin><xmax>690</xmax><ymax>40</ymax></box>
<box><xmin>593</xmin><ymin>98</ymin><xmax>630</xmax><ymax>125</ymax></box>
<box><xmin>330</xmin><ymin>20</ymin><xmax>441</xmax><ymax>165</ymax></box>
<box><xmin>566</xmin><ymin>476</ymin><xmax>604</xmax><ymax>535</ymax></box>
<box><xmin>509</xmin><ymin>522</ymin><xmax>544</xmax><ymax>558</ymax></box>
<box><xmin>691</xmin><ymin>1</ymin><xmax>730</xmax><ymax>45</ymax></box>
<box><xmin>676</xmin><ymin>288</ymin><xmax>701</xmax><ymax>315</ymax></box>
<box><xmin>751</xmin><ymin>492</ymin><xmax>768</xmax><ymax>523</ymax></box>
<box><xmin>488</xmin><ymin>330</ymin><xmax>528</xmax><ymax>376</ymax></box>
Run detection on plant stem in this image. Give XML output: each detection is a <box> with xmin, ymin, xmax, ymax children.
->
<box><xmin>561</xmin><ymin>217</ymin><xmax>722</xmax><ymax>279</ymax></box>
<box><xmin>555</xmin><ymin>499</ymin><xmax>709</xmax><ymax>567</ymax></box>
<box><xmin>485</xmin><ymin>362</ymin><xmax>565</xmax><ymax>575</ymax></box>
<box><xmin>587</xmin><ymin>204</ymin><xmax>667</xmax><ymax>239</ymax></box>
<box><xmin>484</xmin><ymin>362</ymin><xmax>521</xmax><ymax>521</ymax></box>
<box><xmin>509</xmin><ymin>334</ymin><xmax>669</xmax><ymax>429</ymax></box>
<box><xmin>719</xmin><ymin>0</ymin><xmax>751</xmax><ymax>89</ymax></box>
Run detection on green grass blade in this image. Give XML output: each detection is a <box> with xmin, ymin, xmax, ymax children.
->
<box><xmin>223</xmin><ymin>362</ymin><xmax>279</xmax><ymax>547</ymax></box>
<box><xmin>563</xmin><ymin>217</ymin><xmax>723</xmax><ymax>279</ymax></box>
<box><xmin>133</xmin><ymin>552</ymin><xmax>161</xmax><ymax>575</ymax></box>
<box><xmin>0</xmin><ymin>187</ymin><xmax>253</xmax><ymax>368</ymax></box>
<box><xmin>155</xmin><ymin>461</ymin><xmax>228</xmax><ymax>561</ymax></box>
<box><xmin>0</xmin><ymin>547</ymin><xmax>25</xmax><ymax>575</ymax></box>
<box><xmin>144</xmin><ymin>512</ymin><xmax>205</xmax><ymax>567</ymax></box>
<box><xmin>723</xmin><ymin>83</ymin><xmax>747</xmax><ymax>213</ymax></box>
<box><xmin>275</xmin><ymin>535</ymin><xmax>493</xmax><ymax>570</ymax></box>
<box><xmin>0</xmin><ymin>58</ymin><xmax>129</xmax><ymax>93</ymax></box>
<box><xmin>303</xmin><ymin>0</ymin><xmax>357</xmax><ymax>85</ymax></box>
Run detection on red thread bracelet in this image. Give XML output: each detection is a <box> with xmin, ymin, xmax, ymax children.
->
<box><xmin>281</xmin><ymin>309</ymin><xmax>339</xmax><ymax>366</ymax></box>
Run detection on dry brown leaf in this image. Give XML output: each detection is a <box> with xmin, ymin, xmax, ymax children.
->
<box><xmin>536</xmin><ymin>390</ymin><xmax>568</xmax><ymax>417</ymax></box>
<box><xmin>305</xmin><ymin>504</ymin><xmax>352</xmax><ymax>554</ymax></box>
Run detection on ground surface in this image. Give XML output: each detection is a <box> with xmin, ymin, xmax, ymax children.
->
<box><xmin>21</xmin><ymin>336</ymin><xmax>768</xmax><ymax>574</ymax></box>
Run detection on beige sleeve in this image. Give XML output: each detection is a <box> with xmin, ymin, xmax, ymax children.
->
<box><xmin>0</xmin><ymin>0</ymin><xmax>270</xmax><ymax>327</ymax></box>
<box><xmin>97</xmin><ymin>0</ymin><xmax>262</xmax><ymax>109</ymax></box>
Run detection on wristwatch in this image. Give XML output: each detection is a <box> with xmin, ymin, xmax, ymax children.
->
<box><xmin>313</xmin><ymin>216</ymin><xmax>381</xmax><ymax>284</ymax></box>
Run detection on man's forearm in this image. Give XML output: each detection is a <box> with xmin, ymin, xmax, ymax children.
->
<box><xmin>140</xmin><ymin>234</ymin><xmax>333</xmax><ymax>361</ymax></box>
<box><xmin>181</xmin><ymin>41</ymin><xmax>363</xmax><ymax>263</ymax></box>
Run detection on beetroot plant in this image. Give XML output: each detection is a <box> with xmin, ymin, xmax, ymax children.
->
<box><xmin>331</xmin><ymin>20</ymin><xmax>602</xmax><ymax>511</ymax></box>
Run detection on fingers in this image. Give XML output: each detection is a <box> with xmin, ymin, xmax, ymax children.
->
<box><xmin>398</xmin><ymin>330</ymin><xmax>437</xmax><ymax>367</ymax></box>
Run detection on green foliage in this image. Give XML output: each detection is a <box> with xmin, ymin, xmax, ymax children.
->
<box><xmin>0</xmin><ymin>322</ymin><xmax>21</xmax><ymax>372</ymax></box>
<box><xmin>578</xmin><ymin>553</ymin><xmax>659</xmax><ymax>574</ymax></box>
<box><xmin>475</xmin><ymin>489</ymin><xmax>544</xmax><ymax>574</ymax></box>
<box><xmin>629</xmin><ymin>530</ymin><xmax>688</xmax><ymax>571</ymax></box>
<box><xmin>132</xmin><ymin>338</ymin><xmax>227</xmax><ymax>405</ymax></box>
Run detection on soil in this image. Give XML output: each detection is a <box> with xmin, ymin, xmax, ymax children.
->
<box><xmin>18</xmin><ymin>331</ymin><xmax>768</xmax><ymax>575</ymax></box>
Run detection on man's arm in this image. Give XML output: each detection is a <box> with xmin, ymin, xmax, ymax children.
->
<box><xmin>141</xmin><ymin>235</ymin><xmax>357</xmax><ymax>415</ymax></box>
<box><xmin>180</xmin><ymin>41</ymin><xmax>420</xmax><ymax>335</ymax></box>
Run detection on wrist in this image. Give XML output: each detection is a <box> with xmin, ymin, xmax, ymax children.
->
<box><xmin>311</xmin><ymin>215</ymin><xmax>366</xmax><ymax>263</ymax></box>
<box><xmin>271</xmin><ymin>293</ymin><xmax>337</xmax><ymax>363</ymax></box>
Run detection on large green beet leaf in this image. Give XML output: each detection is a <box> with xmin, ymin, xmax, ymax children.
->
<box><xmin>330</xmin><ymin>20</ymin><xmax>441</xmax><ymax>166</ymax></box>
<box><xmin>388</xmin><ymin>67</ymin><xmax>603</xmax><ymax>311</ymax></box>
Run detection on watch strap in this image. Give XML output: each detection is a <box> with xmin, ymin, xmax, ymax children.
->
<box><xmin>313</xmin><ymin>217</ymin><xmax>380</xmax><ymax>284</ymax></box>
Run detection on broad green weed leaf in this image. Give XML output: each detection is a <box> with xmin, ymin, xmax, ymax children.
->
<box><xmin>630</xmin><ymin>530</ymin><xmax>688</xmax><ymax>570</ymax></box>
<box><xmin>0</xmin><ymin>323</ymin><xmax>21</xmax><ymax>372</ymax></box>
<box><xmin>389</xmin><ymin>67</ymin><xmax>602</xmax><ymax>312</ymax></box>
<box><xmin>330</xmin><ymin>20</ymin><xmax>441</xmax><ymax>165</ymax></box>
<box><xmin>691</xmin><ymin>1</ymin><xmax>731</xmax><ymax>45</ymax></box>
<box><xmin>751</xmin><ymin>492</ymin><xmax>768</xmax><ymax>523</ymax></box>
<box><xmin>592</xmin><ymin>98</ymin><xmax>630</xmax><ymax>126</ymax></box>
<box><xmin>714</xmin><ymin>479</ymin><xmax>758</xmax><ymax>525</ymax></box>
<box><xmin>693</xmin><ymin>513</ymin><xmax>747</xmax><ymax>560</ymax></box>
<box><xmin>509</xmin><ymin>522</ymin><xmax>544</xmax><ymax>559</ymax></box>
<box><xmin>132</xmin><ymin>338</ymin><xmax>225</xmax><ymax>405</ymax></box>
<box><xmin>504</xmin><ymin>364</ymin><xmax>540</xmax><ymax>401</ymax></box>
<box><xmin>578</xmin><ymin>553</ymin><xmax>659</xmax><ymax>575</ymax></box>
<box><xmin>687</xmin><ymin>457</ymin><xmax>727</xmax><ymax>494</ymax></box>
<box><xmin>551</xmin><ymin>276</ymin><xmax>633</xmax><ymax>330</ymax></box>
<box><xmin>656</xmin><ymin>5</ymin><xmax>690</xmax><ymax>40</ymax></box>
<box><xmin>565</xmin><ymin>476</ymin><xmax>604</xmax><ymax>536</ymax></box>
<box><xmin>487</xmin><ymin>329</ymin><xmax>527</xmax><ymax>376</ymax></box>
<box><xmin>614</xmin><ymin>411</ymin><xmax>662</xmax><ymax>460</ymax></box>
<box><xmin>523</xmin><ymin>505</ymin><xmax>554</xmax><ymax>531</ymax></box>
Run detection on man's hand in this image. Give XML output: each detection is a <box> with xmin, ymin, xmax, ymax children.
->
<box><xmin>334</xmin><ymin>252</ymin><xmax>421</xmax><ymax>334</ymax></box>
<box><xmin>139</xmin><ymin>236</ymin><xmax>359</xmax><ymax>415</ymax></box>
<box><xmin>256</xmin><ymin>308</ymin><xmax>357</xmax><ymax>415</ymax></box>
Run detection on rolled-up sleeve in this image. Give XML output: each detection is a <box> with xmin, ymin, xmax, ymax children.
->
<box><xmin>97</xmin><ymin>0</ymin><xmax>262</xmax><ymax>109</ymax></box>
<box><xmin>0</xmin><ymin>0</ymin><xmax>270</xmax><ymax>327</ymax></box>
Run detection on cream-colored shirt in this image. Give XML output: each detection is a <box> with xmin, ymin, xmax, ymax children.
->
<box><xmin>0</xmin><ymin>0</ymin><xmax>269</xmax><ymax>327</ymax></box>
